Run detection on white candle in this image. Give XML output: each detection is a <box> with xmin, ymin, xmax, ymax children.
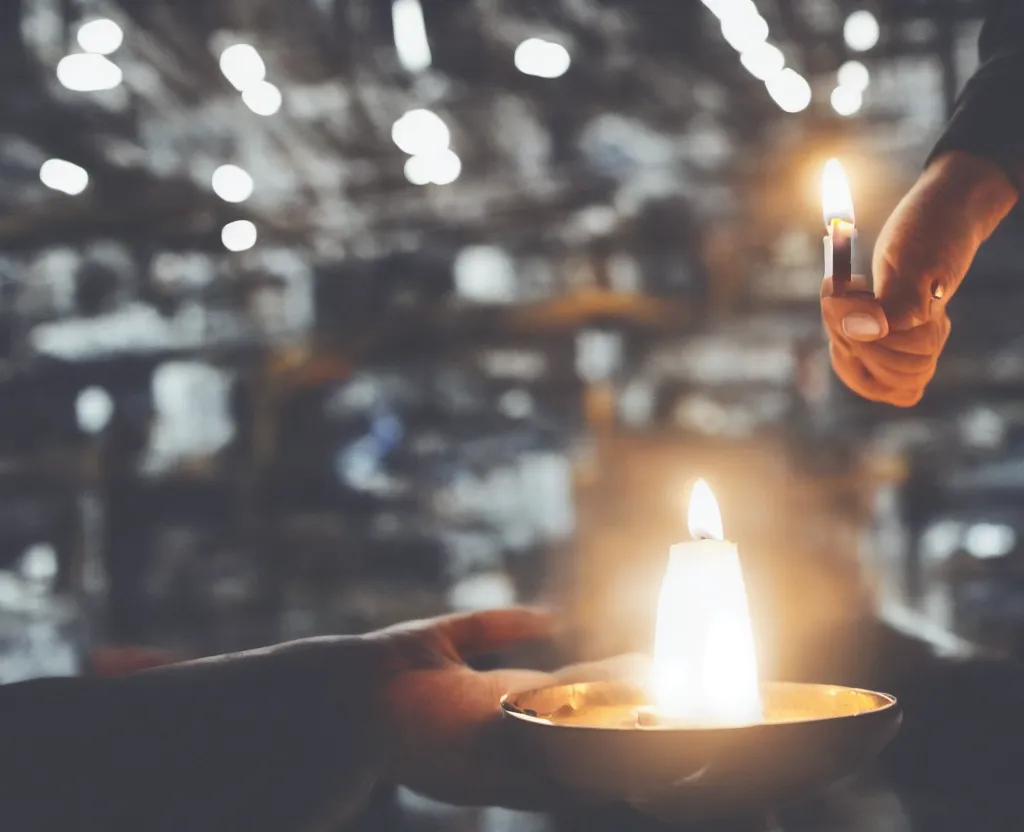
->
<box><xmin>650</xmin><ymin>480</ymin><xmax>762</xmax><ymax>726</ymax></box>
<box><xmin>821</xmin><ymin>159</ymin><xmax>857</xmax><ymax>293</ymax></box>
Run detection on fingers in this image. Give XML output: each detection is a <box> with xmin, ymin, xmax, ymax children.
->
<box><xmin>553</xmin><ymin>653</ymin><xmax>652</xmax><ymax>685</ymax></box>
<box><xmin>821</xmin><ymin>273</ymin><xmax>949</xmax><ymax>407</ymax></box>
<box><xmin>434</xmin><ymin>608</ymin><xmax>556</xmax><ymax>659</ymax></box>
<box><xmin>828</xmin><ymin>320</ymin><xmax>947</xmax><ymax>407</ymax></box>
<box><xmin>392</xmin><ymin>667</ymin><xmax>568</xmax><ymax>810</ymax></box>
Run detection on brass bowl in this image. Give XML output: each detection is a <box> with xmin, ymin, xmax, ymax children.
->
<box><xmin>501</xmin><ymin>680</ymin><xmax>901</xmax><ymax>823</ymax></box>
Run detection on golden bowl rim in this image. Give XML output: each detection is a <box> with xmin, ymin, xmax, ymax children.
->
<box><xmin>500</xmin><ymin>679</ymin><xmax>899</xmax><ymax>732</ymax></box>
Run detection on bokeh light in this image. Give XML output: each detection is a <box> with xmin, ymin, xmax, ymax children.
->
<box><xmin>219</xmin><ymin>44</ymin><xmax>266</xmax><ymax>91</ymax></box>
<box><xmin>40</xmin><ymin>159</ymin><xmax>89</xmax><ymax>195</ymax></box>
<box><xmin>56</xmin><ymin>54</ymin><xmax>123</xmax><ymax>92</ymax></box>
<box><xmin>392</xmin><ymin>109</ymin><xmax>450</xmax><ymax>155</ymax></box>
<box><xmin>242</xmin><ymin>81</ymin><xmax>283</xmax><ymax>115</ymax></box>
<box><xmin>221</xmin><ymin>220</ymin><xmax>258</xmax><ymax>252</ymax></box>
<box><xmin>211</xmin><ymin>165</ymin><xmax>255</xmax><ymax>203</ymax></box>
<box><xmin>514</xmin><ymin>38</ymin><xmax>571</xmax><ymax>79</ymax></box>
<box><xmin>844</xmin><ymin>11</ymin><xmax>880</xmax><ymax>52</ymax></box>
<box><xmin>76</xmin><ymin>18</ymin><xmax>124</xmax><ymax>55</ymax></box>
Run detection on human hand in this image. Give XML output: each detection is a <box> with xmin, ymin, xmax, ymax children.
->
<box><xmin>821</xmin><ymin>151</ymin><xmax>1017</xmax><ymax>406</ymax></box>
<box><xmin>366</xmin><ymin>608</ymin><xmax>648</xmax><ymax>809</ymax></box>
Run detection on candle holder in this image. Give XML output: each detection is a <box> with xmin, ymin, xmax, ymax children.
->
<box><xmin>501</xmin><ymin>679</ymin><xmax>900</xmax><ymax>826</ymax></box>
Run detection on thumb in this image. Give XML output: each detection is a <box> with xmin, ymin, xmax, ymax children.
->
<box><xmin>434</xmin><ymin>608</ymin><xmax>555</xmax><ymax>659</ymax></box>
<box><xmin>820</xmin><ymin>276</ymin><xmax>889</xmax><ymax>343</ymax></box>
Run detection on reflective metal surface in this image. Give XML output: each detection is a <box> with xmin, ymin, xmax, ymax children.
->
<box><xmin>501</xmin><ymin>681</ymin><xmax>901</xmax><ymax>824</ymax></box>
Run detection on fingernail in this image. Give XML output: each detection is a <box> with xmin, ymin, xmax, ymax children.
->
<box><xmin>842</xmin><ymin>314</ymin><xmax>882</xmax><ymax>339</ymax></box>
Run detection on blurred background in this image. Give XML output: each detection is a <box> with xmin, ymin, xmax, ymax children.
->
<box><xmin>1</xmin><ymin>0</ymin><xmax>1023</xmax><ymax>820</ymax></box>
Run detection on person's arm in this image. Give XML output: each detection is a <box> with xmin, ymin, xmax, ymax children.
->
<box><xmin>0</xmin><ymin>638</ymin><xmax>385</xmax><ymax>832</ymax></box>
<box><xmin>929</xmin><ymin>1</ymin><xmax>1024</xmax><ymax>185</ymax></box>
<box><xmin>796</xmin><ymin>616</ymin><xmax>1024</xmax><ymax>788</ymax></box>
<box><xmin>868</xmin><ymin>622</ymin><xmax>1024</xmax><ymax>789</ymax></box>
<box><xmin>0</xmin><ymin>609</ymin><xmax>592</xmax><ymax>832</ymax></box>
<box><xmin>821</xmin><ymin>1</ymin><xmax>1023</xmax><ymax>407</ymax></box>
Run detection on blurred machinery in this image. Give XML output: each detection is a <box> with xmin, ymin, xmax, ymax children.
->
<box><xmin>0</xmin><ymin>0</ymin><xmax>1014</xmax><ymax>672</ymax></box>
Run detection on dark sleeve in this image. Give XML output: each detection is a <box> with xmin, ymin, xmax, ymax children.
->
<box><xmin>868</xmin><ymin>622</ymin><xmax>1024</xmax><ymax>789</ymax></box>
<box><xmin>0</xmin><ymin>639</ymin><xmax>384</xmax><ymax>832</ymax></box>
<box><xmin>928</xmin><ymin>0</ymin><xmax>1024</xmax><ymax>186</ymax></box>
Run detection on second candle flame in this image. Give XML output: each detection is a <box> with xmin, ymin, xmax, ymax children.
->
<box><xmin>822</xmin><ymin>158</ymin><xmax>855</xmax><ymax>225</ymax></box>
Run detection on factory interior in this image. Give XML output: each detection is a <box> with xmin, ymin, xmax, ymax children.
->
<box><xmin>1</xmin><ymin>0</ymin><xmax>1024</xmax><ymax>830</ymax></box>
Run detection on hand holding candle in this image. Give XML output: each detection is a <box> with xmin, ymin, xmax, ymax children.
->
<box><xmin>821</xmin><ymin>159</ymin><xmax>857</xmax><ymax>296</ymax></box>
<box><xmin>816</xmin><ymin>153</ymin><xmax>1007</xmax><ymax>407</ymax></box>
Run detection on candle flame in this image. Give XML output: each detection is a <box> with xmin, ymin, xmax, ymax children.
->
<box><xmin>687</xmin><ymin>478</ymin><xmax>723</xmax><ymax>541</ymax></box>
<box><xmin>822</xmin><ymin>158</ymin><xmax>855</xmax><ymax>225</ymax></box>
<box><xmin>651</xmin><ymin>480</ymin><xmax>762</xmax><ymax>725</ymax></box>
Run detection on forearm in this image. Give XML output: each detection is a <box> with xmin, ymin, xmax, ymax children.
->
<box><xmin>921</xmin><ymin>150</ymin><xmax>1018</xmax><ymax>251</ymax></box>
<box><xmin>929</xmin><ymin>0</ymin><xmax>1024</xmax><ymax>184</ymax></box>
<box><xmin>868</xmin><ymin>623</ymin><xmax>1024</xmax><ymax>788</ymax></box>
<box><xmin>0</xmin><ymin>638</ymin><xmax>386</xmax><ymax>832</ymax></box>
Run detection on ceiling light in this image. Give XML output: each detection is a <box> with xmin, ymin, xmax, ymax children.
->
<box><xmin>40</xmin><ymin>159</ymin><xmax>89</xmax><ymax>195</ymax></box>
<box><xmin>706</xmin><ymin>0</ymin><xmax>758</xmax><ymax>22</ymax></box>
<box><xmin>221</xmin><ymin>220</ymin><xmax>258</xmax><ymax>252</ymax></box>
<box><xmin>56</xmin><ymin>54</ymin><xmax>123</xmax><ymax>91</ymax></box>
<box><xmin>404</xmin><ymin>155</ymin><xmax>432</xmax><ymax>185</ymax></box>
<box><xmin>76</xmin><ymin>386</ymin><xmax>114</xmax><ymax>434</ymax></box>
<box><xmin>844</xmin><ymin>10</ymin><xmax>880</xmax><ymax>52</ymax></box>
<box><xmin>721</xmin><ymin>13</ymin><xmax>769</xmax><ymax>52</ymax></box>
<box><xmin>242</xmin><ymin>81</ymin><xmax>282</xmax><ymax>115</ymax></box>
<box><xmin>964</xmin><ymin>523</ymin><xmax>1015</xmax><ymax>559</ymax></box>
<box><xmin>211</xmin><ymin>164</ymin><xmax>254</xmax><ymax>203</ymax></box>
<box><xmin>766</xmin><ymin>68</ymin><xmax>812</xmax><ymax>113</ymax></box>
<box><xmin>391</xmin><ymin>109</ymin><xmax>450</xmax><ymax>155</ymax></box>
<box><xmin>514</xmin><ymin>38</ymin><xmax>571</xmax><ymax>79</ymax></box>
<box><xmin>219</xmin><ymin>44</ymin><xmax>266</xmax><ymax>91</ymax></box>
<box><xmin>76</xmin><ymin>18</ymin><xmax>124</xmax><ymax>55</ymax></box>
<box><xmin>837</xmin><ymin>60</ymin><xmax>870</xmax><ymax>91</ymax></box>
<box><xmin>739</xmin><ymin>42</ymin><xmax>784</xmax><ymax>80</ymax></box>
<box><xmin>392</xmin><ymin>0</ymin><xmax>432</xmax><ymax>72</ymax></box>
<box><xmin>425</xmin><ymin>149</ymin><xmax>461</xmax><ymax>185</ymax></box>
<box><xmin>830</xmin><ymin>85</ymin><xmax>863</xmax><ymax>116</ymax></box>
<box><xmin>405</xmin><ymin>150</ymin><xmax>462</xmax><ymax>185</ymax></box>
<box><xmin>700</xmin><ymin>0</ymin><xmax>729</xmax><ymax>17</ymax></box>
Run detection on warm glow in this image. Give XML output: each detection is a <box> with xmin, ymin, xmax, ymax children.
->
<box><xmin>822</xmin><ymin>158</ymin><xmax>854</xmax><ymax>224</ymax></box>
<box><xmin>651</xmin><ymin>481</ymin><xmax>761</xmax><ymax>725</ymax></box>
<box><xmin>687</xmin><ymin>478</ymin><xmax>723</xmax><ymax>540</ymax></box>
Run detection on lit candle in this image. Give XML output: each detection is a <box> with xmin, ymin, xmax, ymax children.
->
<box><xmin>821</xmin><ymin>158</ymin><xmax>856</xmax><ymax>296</ymax></box>
<box><xmin>649</xmin><ymin>479</ymin><xmax>762</xmax><ymax>726</ymax></box>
